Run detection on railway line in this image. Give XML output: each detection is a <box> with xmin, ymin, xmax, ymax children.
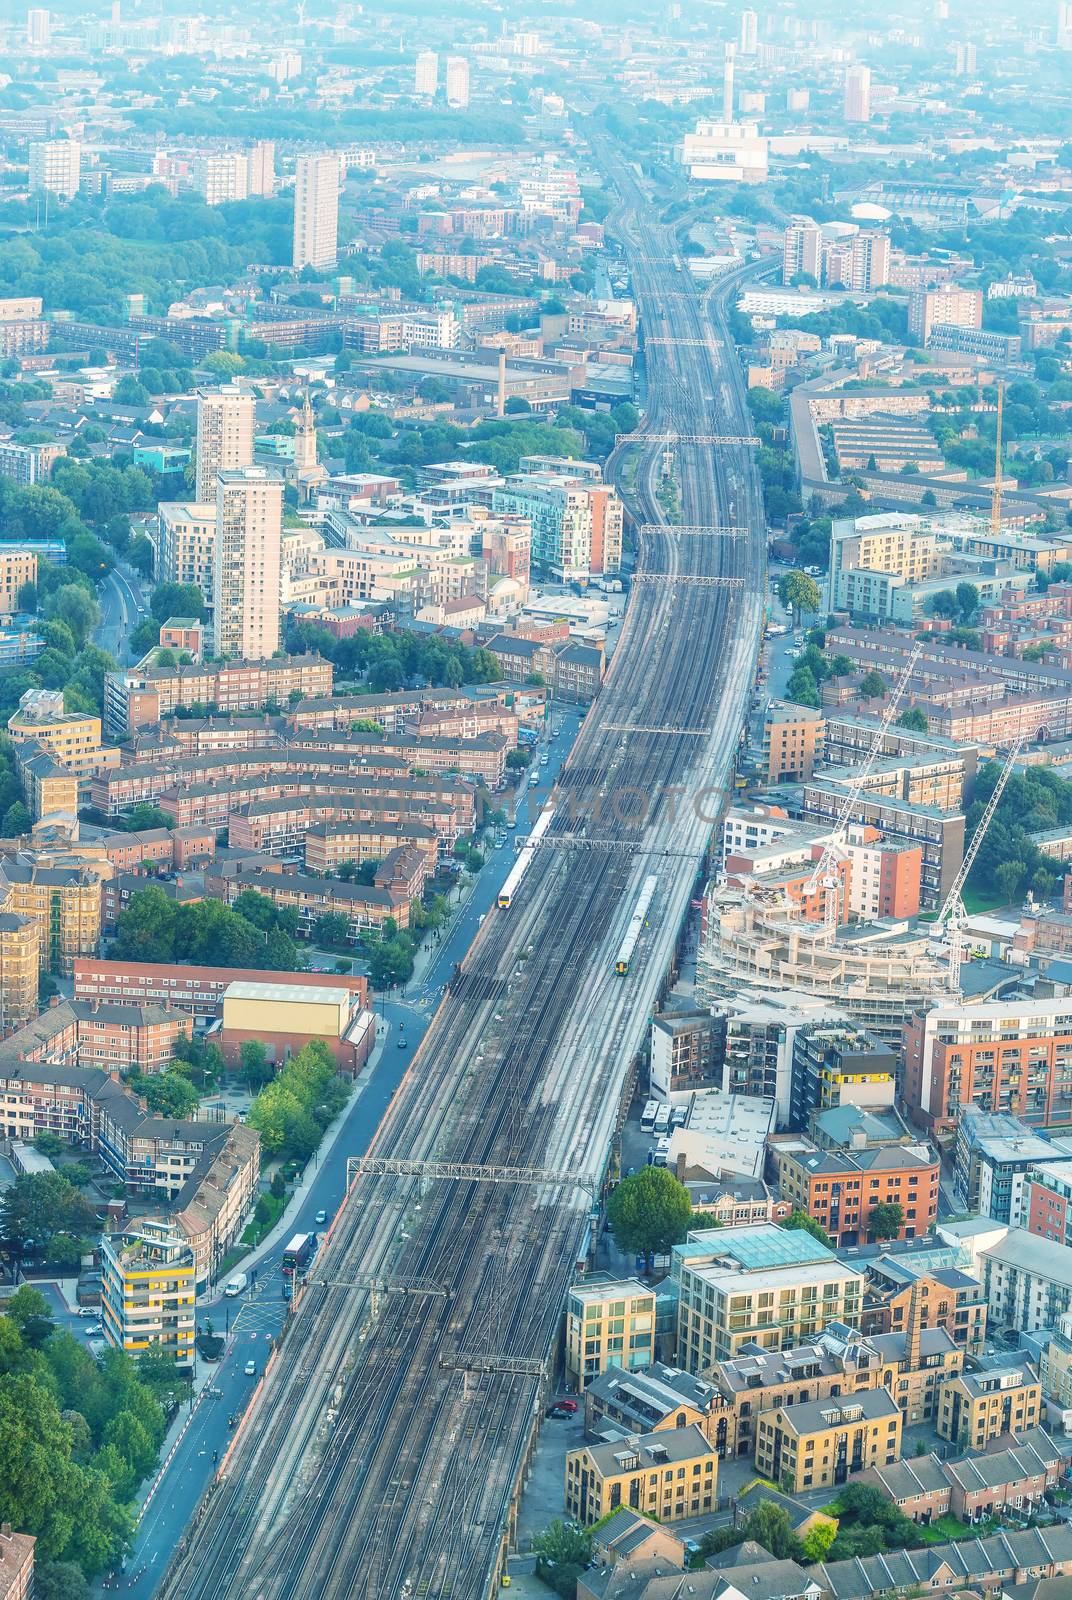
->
<box><xmin>156</xmin><ymin>138</ymin><xmax>766</xmax><ymax>1600</ymax></box>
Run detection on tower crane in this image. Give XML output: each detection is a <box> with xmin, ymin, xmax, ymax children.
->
<box><xmin>930</xmin><ymin>735</ymin><xmax>1024</xmax><ymax>996</ymax></box>
<box><xmin>802</xmin><ymin>639</ymin><xmax>924</xmax><ymax>933</ymax></box>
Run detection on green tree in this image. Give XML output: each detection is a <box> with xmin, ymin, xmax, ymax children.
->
<box><xmin>2</xmin><ymin>801</ymin><xmax>30</xmax><ymax>835</ymax></box>
<box><xmin>742</xmin><ymin>1501</ymin><xmax>804</xmax><ymax>1562</ymax></box>
<box><xmin>0</xmin><ymin>1174</ymin><xmax>96</xmax><ymax>1259</ymax></box>
<box><xmin>240</xmin><ymin>1039</ymin><xmax>274</xmax><ymax>1090</ymax></box>
<box><xmin>786</xmin><ymin>664</ymin><xmax>820</xmax><ymax>709</ymax></box>
<box><xmin>139</xmin><ymin>1072</ymin><xmax>199</xmax><ymax>1119</ymax></box>
<box><xmin>780</xmin><ymin>1208</ymin><xmax>832</xmax><ymax>1247</ymax></box>
<box><xmin>800</xmin><ymin>1521</ymin><xmax>838</xmax><ymax>1563</ymax></box>
<box><xmin>955</xmin><ymin>581</ymin><xmax>980</xmax><ymax>621</ymax></box>
<box><xmin>867</xmin><ymin>1201</ymin><xmax>905</xmax><ymax>1240</ymax></box>
<box><xmin>777</xmin><ymin>570</ymin><xmax>821</xmax><ymax>622</ymax></box>
<box><xmin>149</xmin><ymin>581</ymin><xmax>207</xmax><ymax>624</ymax></box>
<box><xmin>994</xmin><ymin>859</ymin><xmax>1027</xmax><ymax>903</ymax></box>
<box><xmin>897</xmin><ymin>707</ymin><xmax>929</xmax><ymax>732</ymax></box>
<box><xmin>312</xmin><ymin>911</ymin><xmax>350</xmax><ymax>947</ymax></box>
<box><xmin>531</xmin><ymin>1519</ymin><xmax>593</xmax><ymax>1598</ymax></box>
<box><xmin>34</xmin><ymin>1562</ymin><xmax>91</xmax><ymax>1600</ymax></box>
<box><xmin>858</xmin><ymin>669</ymin><xmax>887</xmax><ymax>699</ymax></box>
<box><xmin>110</xmin><ymin>885</ymin><xmax>177</xmax><ymax>963</ymax></box>
<box><xmin>44</xmin><ymin>585</ymin><xmax>99</xmax><ymax>648</ymax></box>
<box><xmin>606</xmin><ymin>1167</ymin><xmax>692</xmax><ymax>1271</ymax></box>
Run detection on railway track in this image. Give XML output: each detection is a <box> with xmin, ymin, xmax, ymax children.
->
<box><xmin>156</xmin><ymin>137</ymin><xmax>766</xmax><ymax>1600</ymax></box>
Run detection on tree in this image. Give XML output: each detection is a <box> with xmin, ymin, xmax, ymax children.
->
<box><xmin>34</xmin><ymin>1562</ymin><xmax>91</xmax><ymax>1600</ymax></box>
<box><xmin>110</xmin><ymin>885</ymin><xmax>177</xmax><ymax>964</ymax></box>
<box><xmin>994</xmin><ymin>859</ymin><xmax>1027</xmax><ymax>903</ymax></box>
<box><xmin>867</xmin><ymin>1201</ymin><xmax>905</xmax><ymax>1240</ymax></box>
<box><xmin>925</xmin><ymin>589</ymin><xmax>958</xmax><ymax>620</ymax></box>
<box><xmin>606</xmin><ymin>1167</ymin><xmax>692</xmax><ymax>1271</ymax></box>
<box><xmin>858</xmin><ymin>669</ymin><xmax>887</xmax><ymax>699</ymax></box>
<box><xmin>800</xmin><ymin>1521</ymin><xmax>838</xmax><ymax>1563</ymax></box>
<box><xmin>955</xmin><ymin>581</ymin><xmax>980</xmax><ymax>622</ymax></box>
<box><xmin>777</xmin><ymin>570</ymin><xmax>821</xmax><ymax>622</ymax></box>
<box><xmin>897</xmin><ymin>707</ymin><xmax>929</xmax><ymax>732</ymax></box>
<box><xmin>0</xmin><ymin>1173</ymin><xmax>96</xmax><ymax>1259</ymax></box>
<box><xmin>781</xmin><ymin>1209</ymin><xmax>831</xmax><ymax>1247</ymax></box>
<box><xmin>150</xmin><ymin>582</ymin><xmax>207</xmax><ymax>624</ymax></box>
<box><xmin>742</xmin><ymin>1502</ymin><xmax>804</xmax><ymax>1563</ymax></box>
<box><xmin>139</xmin><ymin>1072</ymin><xmax>199</xmax><ymax>1119</ymax></box>
<box><xmin>2</xmin><ymin>801</ymin><xmax>30</xmax><ymax>835</ymax></box>
<box><xmin>531</xmin><ymin>1519</ymin><xmax>593</xmax><ymax>1597</ymax></box>
<box><xmin>786</xmin><ymin>664</ymin><xmax>821</xmax><ymax>709</ymax></box>
<box><xmin>240</xmin><ymin>1039</ymin><xmax>274</xmax><ymax>1090</ymax></box>
<box><xmin>44</xmin><ymin>585</ymin><xmax>99</xmax><ymax>648</ymax></box>
<box><xmin>312</xmin><ymin>911</ymin><xmax>350</xmax><ymax>947</ymax></box>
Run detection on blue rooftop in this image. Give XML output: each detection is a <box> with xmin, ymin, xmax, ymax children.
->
<box><xmin>672</xmin><ymin>1223</ymin><xmax>835</xmax><ymax>1278</ymax></box>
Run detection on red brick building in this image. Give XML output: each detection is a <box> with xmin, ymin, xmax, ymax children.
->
<box><xmin>73</xmin><ymin>959</ymin><xmax>367</xmax><ymax>1021</ymax></box>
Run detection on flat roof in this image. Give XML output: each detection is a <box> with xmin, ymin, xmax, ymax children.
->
<box><xmin>223</xmin><ymin>981</ymin><xmax>351</xmax><ymax>1006</ymax></box>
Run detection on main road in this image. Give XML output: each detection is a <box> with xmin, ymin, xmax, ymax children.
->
<box><xmin>155</xmin><ymin>138</ymin><xmax>766</xmax><ymax>1600</ymax></box>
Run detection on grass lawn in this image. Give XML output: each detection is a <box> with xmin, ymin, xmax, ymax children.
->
<box><xmin>917</xmin><ymin>1514</ymin><xmax>973</xmax><ymax>1543</ymax></box>
<box><xmin>960</xmin><ymin>883</ymin><xmax>1008</xmax><ymax>915</ymax></box>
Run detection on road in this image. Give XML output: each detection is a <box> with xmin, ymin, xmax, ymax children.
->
<box><xmin>112</xmin><ymin>709</ymin><xmax>582</xmax><ymax>1597</ymax></box>
<box><xmin>96</xmin><ymin>561</ymin><xmax>150</xmax><ymax>664</ymax></box>
<box><xmin>155</xmin><ymin>130</ymin><xmax>765</xmax><ymax>1600</ymax></box>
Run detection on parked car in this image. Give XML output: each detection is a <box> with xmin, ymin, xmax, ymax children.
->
<box><xmin>315</xmin><ymin>1209</ymin><xmax>327</xmax><ymax>1226</ymax></box>
<box><xmin>85</xmin><ymin>1323</ymin><xmax>103</xmax><ymax>1336</ymax></box>
<box><xmin>77</xmin><ymin>1305</ymin><xmax>97</xmax><ymax>1318</ymax></box>
<box><xmin>545</xmin><ymin>1405</ymin><xmax>570</xmax><ymax>1419</ymax></box>
<box><xmin>554</xmin><ymin>1398</ymin><xmax>579</xmax><ymax>1414</ymax></box>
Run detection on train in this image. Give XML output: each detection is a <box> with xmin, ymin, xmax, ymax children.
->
<box><xmin>497</xmin><ymin>806</ymin><xmax>554</xmax><ymax>908</ymax></box>
<box><xmin>614</xmin><ymin>874</ymin><xmax>659</xmax><ymax>975</ymax></box>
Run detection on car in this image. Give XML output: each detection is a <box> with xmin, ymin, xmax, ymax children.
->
<box><xmin>244</xmin><ymin>1360</ymin><xmax>257</xmax><ymax>1377</ymax></box>
<box><xmin>554</xmin><ymin>1398</ymin><xmax>579</xmax><ymax>1414</ymax></box>
<box><xmin>77</xmin><ymin>1305</ymin><xmax>97</xmax><ymax>1318</ymax></box>
<box><xmin>85</xmin><ymin>1323</ymin><xmax>103</xmax><ymax>1336</ymax></box>
<box><xmin>397</xmin><ymin>1036</ymin><xmax>407</xmax><ymax>1048</ymax></box>
<box><xmin>545</xmin><ymin>1405</ymin><xmax>570</xmax><ymax>1419</ymax></box>
<box><xmin>683</xmin><ymin>1539</ymin><xmax>701</xmax><ymax>1557</ymax></box>
<box><xmin>315</xmin><ymin>1209</ymin><xmax>327</xmax><ymax>1225</ymax></box>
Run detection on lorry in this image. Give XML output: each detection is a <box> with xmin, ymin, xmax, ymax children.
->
<box><xmin>224</xmin><ymin>1272</ymin><xmax>248</xmax><ymax>1298</ymax></box>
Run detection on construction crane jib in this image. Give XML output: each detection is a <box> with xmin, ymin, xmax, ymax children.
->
<box><xmin>931</xmin><ymin>735</ymin><xmax>1024</xmax><ymax>995</ymax></box>
<box><xmin>804</xmin><ymin>640</ymin><xmax>925</xmax><ymax>931</ymax></box>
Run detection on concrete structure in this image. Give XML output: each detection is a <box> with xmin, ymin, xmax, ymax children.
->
<box><xmin>103</xmin><ymin>654</ymin><xmax>329</xmax><ymax>739</ymax></box>
<box><xmin>565</xmin><ymin>1277</ymin><xmax>657</xmax><ymax>1389</ymax></box>
<box><xmin>773</xmin><ymin>1141</ymin><xmax>939</xmax><ymax>1247</ymax></box>
<box><xmin>844</xmin><ymin>64</ymin><xmax>871</xmax><ymax>122</ymax></box>
<box><xmin>101</xmin><ymin>1218</ymin><xmax>196</xmax><ymax>1369</ymax></box>
<box><xmin>445</xmin><ymin>56</ymin><xmax>469</xmax><ymax>108</ymax></box>
<box><xmin>194</xmin><ymin>390</ymin><xmax>254</xmax><ymax>504</ymax></box>
<box><xmin>293</xmin><ymin>154</ymin><xmax>339</xmax><ymax>272</ymax></box>
<box><xmin>757</xmin><ymin>1386</ymin><xmax>901</xmax><ymax>1491</ymax></box>
<box><xmin>414</xmin><ymin>49</ymin><xmax>438</xmax><ymax>96</ymax></box>
<box><xmin>212</xmin><ymin>467</ymin><xmax>284</xmax><ymax>660</ymax></box>
<box><xmin>218</xmin><ymin>980</ymin><xmax>374</xmax><ymax>1074</ymax></box>
<box><xmin>789</xmin><ymin>1021</ymin><xmax>897</xmax><ymax>1132</ymax></box>
<box><xmin>909</xmin><ymin>283</ymin><xmax>983</xmax><ymax>345</ymax></box>
<box><xmin>649</xmin><ymin>1010</ymin><xmax>723</xmax><ymax>1098</ymax></box>
<box><xmin>763</xmin><ymin>702</ymin><xmax>824</xmax><ymax>783</ymax></box>
<box><xmin>564</xmin><ymin>1425</ymin><xmax>718</xmax><ymax>1525</ymax></box>
<box><xmin>674</xmin><ymin>1224</ymin><xmax>865</xmax><ymax>1366</ymax></box>
<box><xmin>952</xmin><ymin>1109</ymin><xmax>1072</xmax><ymax>1223</ymax></box>
<box><xmin>906</xmin><ymin>1004</ymin><xmax>1072</xmax><ymax>1135</ymax></box>
<box><xmin>937</xmin><ymin>1357</ymin><xmax>1043</xmax><ymax>1449</ymax></box>
<box><xmin>195</xmin><ymin>152</ymin><xmax>248</xmax><ymax>206</ymax></box>
<box><xmin>679</xmin><ymin>120</ymin><xmax>768</xmax><ymax>183</ymax></box>
<box><xmin>156</xmin><ymin>501</ymin><xmax>216</xmax><ymax>600</ymax></box>
<box><xmin>0</xmin><ymin>547</ymin><xmax>36</xmax><ymax>619</ymax></box>
<box><xmin>28</xmin><ymin>139</ymin><xmax>80</xmax><ymax>198</ymax></box>
<box><xmin>492</xmin><ymin>474</ymin><xmax>622</xmax><ymax>581</ymax></box>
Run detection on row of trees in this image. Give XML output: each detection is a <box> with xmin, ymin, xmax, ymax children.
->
<box><xmin>0</xmin><ymin>1286</ymin><xmax>185</xmax><ymax>1588</ymax></box>
<box><xmin>111</xmin><ymin>885</ymin><xmax>305</xmax><ymax>972</ymax></box>
<box><xmin>284</xmin><ymin>620</ymin><xmax>503</xmax><ymax>694</ymax></box>
<box><xmin>246</xmin><ymin>1038</ymin><xmax>350</xmax><ymax>1161</ymax></box>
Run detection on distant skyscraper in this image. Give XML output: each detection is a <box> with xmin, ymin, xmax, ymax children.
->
<box><xmin>26</xmin><ymin>8</ymin><xmax>49</xmax><ymax>45</ymax></box>
<box><xmin>954</xmin><ymin>42</ymin><xmax>977</xmax><ymax>75</ymax></box>
<box><xmin>844</xmin><ymin>64</ymin><xmax>872</xmax><ymax>123</ymax></box>
<box><xmin>414</xmin><ymin>49</ymin><xmax>439</xmax><ymax>96</ymax></box>
<box><xmin>739</xmin><ymin>8</ymin><xmax>758</xmax><ymax>54</ymax></box>
<box><xmin>292</xmin><ymin>154</ymin><xmax>339</xmax><ymax>272</ymax></box>
<box><xmin>445</xmin><ymin>56</ymin><xmax>470</xmax><ymax>108</ymax></box>
<box><xmin>786</xmin><ymin>88</ymin><xmax>810</xmax><ymax>113</ymax></box>
<box><xmin>247</xmin><ymin>140</ymin><xmax>276</xmax><ymax>198</ymax></box>
<box><xmin>909</xmin><ymin>283</ymin><xmax>983</xmax><ymax>345</ymax></box>
<box><xmin>722</xmin><ymin>43</ymin><xmax>736</xmax><ymax>123</ymax></box>
<box><xmin>212</xmin><ymin>467</ymin><xmax>283</xmax><ymax>661</ymax></box>
<box><xmin>782</xmin><ymin>216</ymin><xmax>823</xmax><ymax>284</ymax></box>
<box><xmin>195</xmin><ymin>390</ymin><xmax>255</xmax><ymax>504</ymax></box>
<box><xmin>28</xmin><ymin>140</ymin><xmax>80</xmax><ymax>199</ymax></box>
<box><xmin>1059</xmin><ymin>0</ymin><xmax>1072</xmax><ymax>46</ymax></box>
<box><xmin>195</xmin><ymin>153</ymin><xmax>248</xmax><ymax>206</ymax></box>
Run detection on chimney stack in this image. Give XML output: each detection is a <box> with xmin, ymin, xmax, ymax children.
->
<box><xmin>905</xmin><ymin>1278</ymin><xmax>925</xmax><ymax>1372</ymax></box>
<box><xmin>723</xmin><ymin>43</ymin><xmax>736</xmax><ymax>123</ymax></box>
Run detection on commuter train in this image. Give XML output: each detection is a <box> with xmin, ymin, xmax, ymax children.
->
<box><xmin>614</xmin><ymin>874</ymin><xmax>658</xmax><ymax>975</ymax></box>
<box><xmin>497</xmin><ymin>807</ymin><xmax>554</xmax><ymax>908</ymax></box>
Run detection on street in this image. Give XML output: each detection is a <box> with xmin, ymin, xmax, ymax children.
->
<box><xmin>96</xmin><ymin>561</ymin><xmax>150</xmax><ymax>664</ymax></box>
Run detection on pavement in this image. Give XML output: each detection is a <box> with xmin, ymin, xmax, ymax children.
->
<box><xmin>111</xmin><ymin>704</ymin><xmax>583</xmax><ymax>1596</ymax></box>
<box><xmin>95</xmin><ymin>560</ymin><xmax>150</xmax><ymax>664</ymax></box>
